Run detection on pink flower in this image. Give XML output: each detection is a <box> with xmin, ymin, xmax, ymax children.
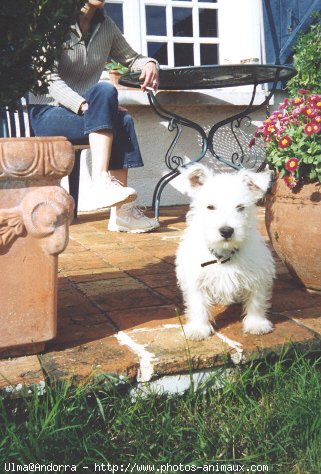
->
<box><xmin>308</xmin><ymin>94</ymin><xmax>321</xmax><ymax>105</ymax></box>
<box><xmin>304</xmin><ymin>122</ymin><xmax>321</xmax><ymax>135</ymax></box>
<box><xmin>280</xmin><ymin>116</ymin><xmax>290</xmax><ymax>126</ymax></box>
<box><xmin>284</xmin><ymin>174</ymin><xmax>299</xmax><ymax>189</ymax></box>
<box><xmin>312</xmin><ymin>122</ymin><xmax>321</xmax><ymax>133</ymax></box>
<box><xmin>301</xmin><ymin>105</ymin><xmax>316</xmax><ymax>118</ymax></box>
<box><xmin>285</xmin><ymin>157</ymin><xmax>299</xmax><ymax>172</ymax></box>
<box><xmin>304</xmin><ymin>123</ymin><xmax>314</xmax><ymax>136</ymax></box>
<box><xmin>298</xmin><ymin>89</ymin><xmax>311</xmax><ymax>95</ymax></box>
<box><xmin>264</xmin><ymin>117</ymin><xmax>276</xmax><ymax>126</ymax></box>
<box><xmin>278</xmin><ymin>98</ymin><xmax>289</xmax><ymax>110</ymax></box>
<box><xmin>278</xmin><ymin>136</ymin><xmax>291</xmax><ymax>148</ymax></box>
<box><xmin>292</xmin><ymin>108</ymin><xmax>302</xmax><ymax>118</ymax></box>
<box><xmin>271</xmin><ymin>111</ymin><xmax>284</xmax><ymax>120</ymax></box>
<box><xmin>291</xmin><ymin>97</ymin><xmax>304</xmax><ymax>106</ymax></box>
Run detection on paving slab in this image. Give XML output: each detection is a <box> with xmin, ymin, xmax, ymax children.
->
<box><xmin>0</xmin><ymin>356</ymin><xmax>45</xmax><ymax>398</ymax></box>
<box><xmin>40</xmin><ymin>336</ymin><xmax>139</xmax><ymax>385</ymax></box>
<box><xmin>109</xmin><ymin>304</ymin><xmax>182</xmax><ymax>331</ymax></box>
<box><xmin>215</xmin><ymin>307</ymin><xmax>319</xmax><ymax>361</ymax></box>
<box><xmin>121</xmin><ymin>326</ymin><xmax>232</xmax><ymax>381</ymax></box>
<box><xmin>1</xmin><ymin>206</ymin><xmax>321</xmax><ymax>397</ymax></box>
<box><xmin>282</xmin><ymin>305</ymin><xmax>321</xmax><ymax>337</ymax></box>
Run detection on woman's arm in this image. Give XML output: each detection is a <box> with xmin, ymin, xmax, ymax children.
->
<box><xmin>47</xmin><ymin>66</ymin><xmax>87</xmax><ymax>114</ymax></box>
<box><xmin>107</xmin><ymin>17</ymin><xmax>159</xmax><ymax>89</ymax></box>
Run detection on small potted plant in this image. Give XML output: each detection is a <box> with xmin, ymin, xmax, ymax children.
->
<box><xmin>253</xmin><ymin>89</ymin><xmax>321</xmax><ymax>290</ymax></box>
<box><xmin>104</xmin><ymin>60</ymin><xmax>129</xmax><ymax>88</ymax></box>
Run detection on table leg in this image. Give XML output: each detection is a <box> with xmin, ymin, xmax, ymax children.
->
<box><xmin>207</xmin><ymin>77</ymin><xmax>280</xmax><ymax>169</ymax></box>
<box><xmin>147</xmin><ymin>92</ymin><xmax>207</xmax><ymax>220</ymax></box>
<box><xmin>148</xmin><ymin>70</ymin><xmax>280</xmax><ymax>220</ymax></box>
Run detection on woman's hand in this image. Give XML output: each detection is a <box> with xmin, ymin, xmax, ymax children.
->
<box><xmin>78</xmin><ymin>101</ymin><xmax>89</xmax><ymax>115</ymax></box>
<box><xmin>139</xmin><ymin>62</ymin><xmax>159</xmax><ymax>91</ymax></box>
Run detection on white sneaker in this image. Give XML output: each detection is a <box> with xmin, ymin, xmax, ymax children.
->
<box><xmin>108</xmin><ymin>203</ymin><xmax>160</xmax><ymax>233</ymax></box>
<box><xmin>95</xmin><ymin>172</ymin><xmax>137</xmax><ymax>209</ymax></box>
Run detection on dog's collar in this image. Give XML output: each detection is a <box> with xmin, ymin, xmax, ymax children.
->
<box><xmin>201</xmin><ymin>248</ymin><xmax>238</xmax><ymax>268</ymax></box>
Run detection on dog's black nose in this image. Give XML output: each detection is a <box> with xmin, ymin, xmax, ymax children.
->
<box><xmin>219</xmin><ymin>226</ymin><xmax>234</xmax><ymax>239</ymax></box>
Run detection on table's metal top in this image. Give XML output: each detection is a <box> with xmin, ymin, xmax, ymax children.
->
<box><xmin>119</xmin><ymin>64</ymin><xmax>296</xmax><ymax>90</ymax></box>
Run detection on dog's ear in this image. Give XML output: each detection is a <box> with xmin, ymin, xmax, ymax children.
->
<box><xmin>179</xmin><ymin>163</ymin><xmax>212</xmax><ymax>195</ymax></box>
<box><xmin>241</xmin><ymin>169</ymin><xmax>273</xmax><ymax>200</ymax></box>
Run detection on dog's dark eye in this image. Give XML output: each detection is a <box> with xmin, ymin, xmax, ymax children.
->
<box><xmin>237</xmin><ymin>205</ymin><xmax>245</xmax><ymax>212</ymax></box>
<box><xmin>207</xmin><ymin>205</ymin><xmax>216</xmax><ymax>211</ymax></box>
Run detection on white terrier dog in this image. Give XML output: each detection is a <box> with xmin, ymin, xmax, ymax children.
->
<box><xmin>175</xmin><ymin>164</ymin><xmax>275</xmax><ymax>341</ymax></box>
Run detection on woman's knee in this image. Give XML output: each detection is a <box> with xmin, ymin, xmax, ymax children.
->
<box><xmin>85</xmin><ymin>82</ymin><xmax>118</xmax><ymax>103</ymax></box>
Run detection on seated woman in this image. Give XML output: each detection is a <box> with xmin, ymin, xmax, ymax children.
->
<box><xmin>28</xmin><ymin>0</ymin><xmax>159</xmax><ymax>233</ymax></box>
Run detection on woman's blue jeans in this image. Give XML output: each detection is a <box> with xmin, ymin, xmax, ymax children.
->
<box><xmin>29</xmin><ymin>82</ymin><xmax>144</xmax><ymax>170</ymax></box>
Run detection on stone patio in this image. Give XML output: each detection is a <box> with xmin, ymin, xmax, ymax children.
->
<box><xmin>1</xmin><ymin>206</ymin><xmax>321</xmax><ymax>398</ymax></box>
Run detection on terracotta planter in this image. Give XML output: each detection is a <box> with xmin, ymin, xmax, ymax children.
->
<box><xmin>108</xmin><ymin>71</ymin><xmax>128</xmax><ymax>89</ymax></box>
<box><xmin>265</xmin><ymin>177</ymin><xmax>321</xmax><ymax>290</ymax></box>
<box><xmin>0</xmin><ymin>137</ymin><xmax>74</xmax><ymax>358</ymax></box>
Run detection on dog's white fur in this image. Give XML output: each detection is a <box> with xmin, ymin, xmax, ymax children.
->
<box><xmin>175</xmin><ymin>164</ymin><xmax>275</xmax><ymax>340</ymax></box>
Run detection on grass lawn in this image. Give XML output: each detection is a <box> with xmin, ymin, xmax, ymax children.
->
<box><xmin>1</xmin><ymin>349</ymin><xmax>320</xmax><ymax>473</ymax></box>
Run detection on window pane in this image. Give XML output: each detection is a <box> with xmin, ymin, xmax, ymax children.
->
<box><xmin>146</xmin><ymin>6</ymin><xmax>166</xmax><ymax>36</ymax></box>
<box><xmin>200</xmin><ymin>44</ymin><xmax>218</xmax><ymax>65</ymax></box>
<box><xmin>147</xmin><ymin>42</ymin><xmax>168</xmax><ymax>65</ymax></box>
<box><xmin>105</xmin><ymin>4</ymin><xmax>124</xmax><ymax>33</ymax></box>
<box><xmin>173</xmin><ymin>8</ymin><xmax>193</xmax><ymax>37</ymax></box>
<box><xmin>198</xmin><ymin>0</ymin><xmax>217</xmax><ymax>3</ymax></box>
<box><xmin>174</xmin><ymin>43</ymin><xmax>194</xmax><ymax>67</ymax></box>
<box><xmin>199</xmin><ymin>9</ymin><xmax>218</xmax><ymax>37</ymax></box>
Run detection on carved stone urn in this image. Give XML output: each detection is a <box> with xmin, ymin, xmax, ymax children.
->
<box><xmin>0</xmin><ymin>137</ymin><xmax>74</xmax><ymax>358</ymax></box>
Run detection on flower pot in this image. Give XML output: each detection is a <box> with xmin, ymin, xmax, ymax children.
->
<box><xmin>0</xmin><ymin>137</ymin><xmax>74</xmax><ymax>358</ymax></box>
<box><xmin>108</xmin><ymin>71</ymin><xmax>128</xmax><ymax>90</ymax></box>
<box><xmin>265</xmin><ymin>176</ymin><xmax>321</xmax><ymax>290</ymax></box>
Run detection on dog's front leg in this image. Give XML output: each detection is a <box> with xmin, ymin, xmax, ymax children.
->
<box><xmin>183</xmin><ymin>289</ymin><xmax>214</xmax><ymax>340</ymax></box>
<box><xmin>242</xmin><ymin>285</ymin><xmax>273</xmax><ymax>335</ymax></box>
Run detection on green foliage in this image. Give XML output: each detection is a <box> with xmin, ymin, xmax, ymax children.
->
<box><xmin>287</xmin><ymin>16</ymin><xmax>321</xmax><ymax>97</ymax></box>
<box><xmin>104</xmin><ymin>60</ymin><xmax>129</xmax><ymax>75</ymax></box>
<box><xmin>0</xmin><ymin>0</ymin><xmax>84</xmax><ymax>108</ymax></box>
<box><xmin>1</xmin><ymin>350</ymin><xmax>321</xmax><ymax>472</ymax></box>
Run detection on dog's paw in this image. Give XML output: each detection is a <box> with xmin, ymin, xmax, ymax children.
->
<box><xmin>183</xmin><ymin>322</ymin><xmax>214</xmax><ymax>340</ymax></box>
<box><xmin>243</xmin><ymin>316</ymin><xmax>273</xmax><ymax>335</ymax></box>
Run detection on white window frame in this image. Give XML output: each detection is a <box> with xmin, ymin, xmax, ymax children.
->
<box><xmin>139</xmin><ymin>0</ymin><xmax>219</xmax><ymax>66</ymax></box>
<box><xmin>106</xmin><ymin>0</ymin><xmax>269</xmax><ymax>105</ymax></box>
<box><xmin>108</xmin><ymin>0</ymin><xmax>263</xmax><ymax>67</ymax></box>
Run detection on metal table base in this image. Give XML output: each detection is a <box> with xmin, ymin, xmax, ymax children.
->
<box><xmin>120</xmin><ymin>64</ymin><xmax>296</xmax><ymax>220</ymax></box>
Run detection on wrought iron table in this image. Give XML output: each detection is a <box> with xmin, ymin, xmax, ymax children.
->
<box><xmin>119</xmin><ymin>64</ymin><xmax>296</xmax><ymax>220</ymax></box>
